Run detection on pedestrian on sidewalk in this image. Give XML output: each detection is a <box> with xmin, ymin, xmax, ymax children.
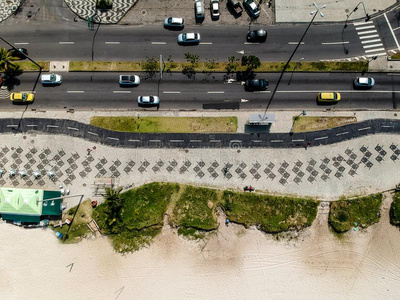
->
<box><xmin>87</xmin><ymin>148</ymin><xmax>92</xmax><ymax>155</ymax></box>
<box><xmin>305</xmin><ymin>141</ymin><xmax>311</xmax><ymax>150</ymax></box>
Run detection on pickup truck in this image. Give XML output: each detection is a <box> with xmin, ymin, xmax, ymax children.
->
<box><xmin>228</xmin><ymin>0</ymin><xmax>243</xmax><ymax>15</ymax></box>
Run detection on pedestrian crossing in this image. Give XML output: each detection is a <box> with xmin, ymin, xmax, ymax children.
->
<box><xmin>0</xmin><ymin>88</ymin><xmax>10</xmax><ymax>100</ymax></box>
<box><xmin>354</xmin><ymin>20</ymin><xmax>387</xmax><ymax>58</ymax></box>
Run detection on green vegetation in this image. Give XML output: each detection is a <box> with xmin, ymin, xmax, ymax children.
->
<box><xmin>90</xmin><ymin>116</ymin><xmax>238</xmax><ymax>133</ymax></box>
<box><xmin>96</xmin><ymin>0</ymin><xmax>113</xmax><ymax>9</ymax></box>
<box><xmin>68</xmin><ymin>60</ymin><xmax>368</xmax><ymax>72</ymax></box>
<box><xmin>293</xmin><ymin>116</ymin><xmax>357</xmax><ymax>133</ymax></box>
<box><xmin>390</xmin><ymin>192</ymin><xmax>400</xmax><ymax>226</ymax></box>
<box><xmin>329</xmin><ymin>194</ymin><xmax>383</xmax><ymax>233</ymax></box>
<box><xmin>52</xmin><ymin>200</ymin><xmax>93</xmax><ymax>244</ymax></box>
<box><xmin>172</xmin><ymin>186</ymin><xmax>220</xmax><ymax>238</ymax></box>
<box><xmin>94</xmin><ymin>183</ymin><xmax>179</xmax><ymax>253</ymax></box>
<box><xmin>222</xmin><ymin>191</ymin><xmax>318</xmax><ymax>233</ymax></box>
<box><xmin>390</xmin><ymin>53</ymin><xmax>400</xmax><ymax>60</ymax></box>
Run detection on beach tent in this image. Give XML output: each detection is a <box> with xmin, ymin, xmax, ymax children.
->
<box><xmin>0</xmin><ymin>187</ymin><xmax>62</xmax><ymax>223</ymax></box>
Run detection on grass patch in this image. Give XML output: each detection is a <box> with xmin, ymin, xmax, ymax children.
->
<box><xmin>52</xmin><ymin>200</ymin><xmax>93</xmax><ymax>244</ymax></box>
<box><xmin>390</xmin><ymin>53</ymin><xmax>400</xmax><ymax>60</ymax></box>
<box><xmin>69</xmin><ymin>61</ymin><xmax>368</xmax><ymax>72</ymax></box>
<box><xmin>222</xmin><ymin>191</ymin><xmax>318</xmax><ymax>233</ymax></box>
<box><xmin>390</xmin><ymin>192</ymin><xmax>400</xmax><ymax>226</ymax></box>
<box><xmin>293</xmin><ymin>116</ymin><xmax>357</xmax><ymax>133</ymax></box>
<box><xmin>93</xmin><ymin>183</ymin><xmax>179</xmax><ymax>253</ymax></box>
<box><xmin>13</xmin><ymin>61</ymin><xmax>49</xmax><ymax>71</ymax></box>
<box><xmin>329</xmin><ymin>194</ymin><xmax>383</xmax><ymax>233</ymax></box>
<box><xmin>172</xmin><ymin>186</ymin><xmax>220</xmax><ymax>239</ymax></box>
<box><xmin>90</xmin><ymin>116</ymin><xmax>238</xmax><ymax>133</ymax></box>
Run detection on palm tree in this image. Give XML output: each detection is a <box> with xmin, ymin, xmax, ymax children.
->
<box><xmin>0</xmin><ymin>47</ymin><xmax>17</xmax><ymax>73</ymax></box>
<box><xmin>103</xmin><ymin>186</ymin><xmax>123</xmax><ymax>231</ymax></box>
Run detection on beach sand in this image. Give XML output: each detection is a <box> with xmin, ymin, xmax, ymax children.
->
<box><xmin>0</xmin><ymin>194</ymin><xmax>399</xmax><ymax>300</ymax></box>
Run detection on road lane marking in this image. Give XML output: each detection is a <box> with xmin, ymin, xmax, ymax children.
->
<box><xmin>365</xmin><ymin>47</ymin><xmax>385</xmax><ymax>53</ymax></box>
<box><xmin>113</xmin><ymin>91</ymin><xmax>131</xmax><ymax>93</ymax></box>
<box><xmin>230</xmin><ymin>140</ymin><xmax>242</xmax><ymax>143</ymax></box>
<box><xmin>207</xmin><ymin>91</ymin><xmax>225</xmax><ymax>94</ymax></box>
<box><xmin>128</xmin><ymin>139</ymin><xmax>140</xmax><ymax>142</ymax></box>
<box><xmin>252</xmin><ymin>140</ymin><xmax>263</xmax><ymax>143</ymax></box>
<box><xmin>199</xmin><ymin>42</ymin><xmax>212</xmax><ymax>45</ymax></box>
<box><xmin>359</xmin><ymin>34</ymin><xmax>379</xmax><ymax>39</ymax></box>
<box><xmin>170</xmin><ymin>140</ymin><xmax>184</xmax><ymax>142</ymax></box>
<box><xmin>105</xmin><ymin>42</ymin><xmax>120</xmax><ymax>44</ymax></box>
<box><xmin>292</xmin><ymin>139</ymin><xmax>304</xmax><ymax>142</ymax></box>
<box><xmin>336</xmin><ymin>131</ymin><xmax>348</xmax><ymax>136</ymax></box>
<box><xmin>321</xmin><ymin>41</ymin><xmax>349</xmax><ymax>45</ymax></box>
<box><xmin>314</xmin><ymin>136</ymin><xmax>328</xmax><ymax>141</ymax></box>
<box><xmin>67</xmin><ymin>91</ymin><xmax>84</xmax><ymax>93</ymax></box>
<box><xmin>190</xmin><ymin>140</ymin><xmax>201</xmax><ymax>142</ymax></box>
<box><xmin>393</xmin><ymin>27</ymin><xmax>400</xmax><ymax>31</ymax></box>
<box><xmin>59</xmin><ymin>42</ymin><xmax>74</xmax><ymax>45</ymax></box>
<box><xmin>288</xmin><ymin>42</ymin><xmax>304</xmax><ymax>45</ymax></box>
<box><xmin>358</xmin><ymin>127</ymin><xmax>371</xmax><ymax>131</ymax></box>
<box><xmin>107</xmin><ymin>137</ymin><xmax>119</xmax><ymax>141</ymax></box>
<box><xmin>14</xmin><ymin>42</ymin><xmax>29</xmax><ymax>45</ymax></box>
<box><xmin>149</xmin><ymin>140</ymin><xmax>161</xmax><ymax>142</ymax></box>
<box><xmin>26</xmin><ymin>125</ymin><xmax>38</xmax><ymax>127</ymax></box>
<box><xmin>253</xmin><ymin>91</ymin><xmax>270</xmax><ymax>93</ymax></box>
<box><xmin>361</xmin><ymin>39</ymin><xmax>381</xmax><ymax>44</ymax></box>
<box><xmin>381</xmin><ymin>125</ymin><xmax>394</xmax><ymax>128</ymax></box>
<box><xmin>384</xmin><ymin>12</ymin><xmax>400</xmax><ymax>51</ymax></box>
<box><xmin>353</xmin><ymin>21</ymin><xmax>373</xmax><ymax>26</ymax></box>
<box><xmin>355</xmin><ymin>25</ymin><xmax>376</xmax><ymax>30</ymax></box>
<box><xmin>363</xmin><ymin>43</ymin><xmax>383</xmax><ymax>49</ymax></box>
<box><xmin>244</xmin><ymin>42</ymin><xmax>260</xmax><ymax>45</ymax></box>
<box><xmin>163</xmin><ymin>91</ymin><xmax>181</xmax><ymax>94</ymax></box>
<box><xmin>366</xmin><ymin>53</ymin><xmax>386</xmax><ymax>57</ymax></box>
<box><xmin>67</xmin><ymin>127</ymin><xmax>79</xmax><ymax>131</ymax></box>
<box><xmin>210</xmin><ymin>140</ymin><xmax>221</xmax><ymax>142</ymax></box>
<box><xmin>358</xmin><ymin>30</ymin><xmax>377</xmax><ymax>35</ymax></box>
<box><xmin>276</xmin><ymin>90</ymin><xmax>400</xmax><ymax>93</ymax></box>
<box><xmin>151</xmin><ymin>42</ymin><xmax>166</xmax><ymax>45</ymax></box>
<box><xmin>271</xmin><ymin>140</ymin><xmax>283</xmax><ymax>143</ymax></box>
<box><xmin>46</xmin><ymin>125</ymin><xmax>59</xmax><ymax>128</ymax></box>
<box><xmin>6</xmin><ymin>125</ymin><xmax>18</xmax><ymax>128</ymax></box>
<box><xmin>88</xmin><ymin>131</ymin><xmax>98</xmax><ymax>136</ymax></box>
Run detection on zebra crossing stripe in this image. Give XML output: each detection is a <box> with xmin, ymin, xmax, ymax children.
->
<box><xmin>353</xmin><ymin>21</ymin><xmax>373</xmax><ymax>26</ymax></box>
<box><xmin>361</xmin><ymin>39</ymin><xmax>382</xmax><ymax>44</ymax></box>
<box><xmin>358</xmin><ymin>30</ymin><xmax>378</xmax><ymax>35</ymax></box>
<box><xmin>365</xmin><ymin>48</ymin><xmax>385</xmax><ymax>53</ymax></box>
<box><xmin>359</xmin><ymin>34</ymin><xmax>379</xmax><ymax>39</ymax></box>
<box><xmin>355</xmin><ymin>25</ymin><xmax>376</xmax><ymax>30</ymax></box>
<box><xmin>363</xmin><ymin>43</ymin><xmax>383</xmax><ymax>49</ymax></box>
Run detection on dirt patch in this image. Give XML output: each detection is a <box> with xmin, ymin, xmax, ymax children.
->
<box><xmin>293</xmin><ymin>116</ymin><xmax>357</xmax><ymax>133</ymax></box>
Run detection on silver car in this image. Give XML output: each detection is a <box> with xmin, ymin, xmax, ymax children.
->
<box><xmin>354</xmin><ymin>77</ymin><xmax>375</xmax><ymax>89</ymax></box>
<box><xmin>177</xmin><ymin>33</ymin><xmax>201</xmax><ymax>45</ymax></box>
<box><xmin>138</xmin><ymin>96</ymin><xmax>160</xmax><ymax>106</ymax></box>
<box><xmin>41</xmin><ymin>73</ymin><xmax>63</xmax><ymax>85</ymax></box>
<box><xmin>164</xmin><ymin>17</ymin><xmax>184</xmax><ymax>29</ymax></box>
<box><xmin>211</xmin><ymin>0</ymin><xmax>220</xmax><ymax>19</ymax></box>
<box><xmin>119</xmin><ymin>75</ymin><xmax>140</xmax><ymax>87</ymax></box>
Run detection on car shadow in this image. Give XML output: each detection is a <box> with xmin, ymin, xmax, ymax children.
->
<box><xmin>226</xmin><ymin>2</ymin><xmax>242</xmax><ymax>19</ymax></box>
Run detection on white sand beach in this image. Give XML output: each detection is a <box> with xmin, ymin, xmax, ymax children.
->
<box><xmin>0</xmin><ymin>194</ymin><xmax>399</xmax><ymax>300</ymax></box>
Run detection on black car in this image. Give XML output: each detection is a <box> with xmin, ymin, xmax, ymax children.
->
<box><xmin>8</xmin><ymin>48</ymin><xmax>28</xmax><ymax>59</ymax></box>
<box><xmin>244</xmin><ymin>79</ymin><xmax>268</xmax><ymax>91</ymax></box>
<box><xmin>246</xmin><ymin>29</ymin><xmax>267</xmax><ymax>43</ymax></box>
<box><xmin>243</xmin><ymin>0</ymin><xmax>260</xmax><ymax>19</ymax></box>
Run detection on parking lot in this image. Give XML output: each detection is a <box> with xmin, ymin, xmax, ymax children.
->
<box><xmin>120</xmin><ymin>0</ymin><xmax>274</xmax><ymax>26</ymax></box>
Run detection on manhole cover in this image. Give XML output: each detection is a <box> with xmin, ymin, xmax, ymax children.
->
<box><xmin>141</xmin><ymin>10</ymin><xmax>147</xmax><ymax>15</ymax></box>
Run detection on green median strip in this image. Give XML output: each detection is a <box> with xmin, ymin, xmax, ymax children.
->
<box><xmin>292</xmin><ymin>116</ymin><xmax>357</xmax><ymax>133</ymax></box>
<box><xmin>13</xmin><ymin>61</ymin><xmax>49</xmax><ymax>72</ymax></box>
<box><xmin>90</xmin><ymin>116</ymin><xmax>238</xmax><ymax>133</ymax></box>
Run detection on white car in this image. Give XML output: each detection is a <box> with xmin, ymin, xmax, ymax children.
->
<box><xmin>211</xmin><ymin>0</ymin><xmax>220</xmax><ymax>19</ymax></box>
<box><xmin>41</xmin><ymin>73</ymin><xmax>63</xmax><ymax>85</ymax></box>
<box><xmin>138</xmin><ymin>96</ymin><xmax>160</xmax><ymax>106</ymax></box>
<box><xmin>119</xmin><ymin>75</ymin><xmax>140</xmax><ymax>87</ymax></box>
<box><xmin>177</xmin><ymin>33</ymin><xmax>201</xmax><ymax>45</ymax></box>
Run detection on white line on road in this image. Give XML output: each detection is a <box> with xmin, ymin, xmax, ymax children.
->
<box><xmin>355</xmin><ymin>25</ymin><xmax>376</xmax><ymax>30</ymax></box>
<box><xmin>363</xmin><ymin>43</ymin><xmax>383</xmax><ymax>49</ymax></box>
<box><xmin>271</xmin><ymin>140</ymin><xmax>283</xmax><ymax>143</ymax></box>
<box><xmin>357</xmin><ymin>30</ymin><xmax>378</xmax><ymax>35</ymax></box>
<box><xmin>253</xmin><ymin>91</ymin><xmax>270</xmax><ymax>93</ymax></box>
<box><xmin>384</xmin><ymin>12</ymin><xmax>400</xmax><ymax>51</ymax></box>
<box><xmin>393</xmin><ymin>27</ymin><xmax>400</xmax><ymax>31</ymax></box>
<box><xmin>244</xmin><ymin>42</ymin><xmax>260</xmax><ymax>45</ymax></box>
<box><xmin>367</xmin><ymin>53</ymin><xmax>386</xmax><ymax>57</ymax></box>
<box><xmin>361</xmin><ymin>39</ymin><xmax>382</xmax><ymax>44</ymax></box>
<box><xmin>358</xmin><ymin>127</ymin><xmax>371</xmax><ymax>131</ymax></box>
<box><xmin>26</xmin><ymin>125</ymin><xmax>38</xmax><ymax>127</ymax></box>
<box><xmin>67</xmin><ymin>127</ymin><xmax>79</xmax><ymax>131</ymax></box>
<box><xmin>170</xmin><ymin>140</ymin><xmax>184</xmax><ymax>142</ymax></box>
<box><xmin>88</xmin><ymin>131</ymin><xmax>98</xmax><ymax>136</ymax></box>
<box><xmin>336</xmin><ymin>131</ymin><xmax>348</xmax><ymax>136</ymax></box>
<box><xmin>14</xmin><ymin>42</ymin><xmax>29</xmax><ymax>45</ymax></box>
<box><xmin>113</xmin><ymin>91</ymin><xmax>131</xmax><ymax>93</ymax></box>
<box><xmin>230</xmin><ymin>140</ymin><xmax>242</xmax><ymax>143</ymax></box>
<box><xmin>365</xmin><ymin>47</ymin><xmax>385</xmax><ymax>53</ymax></box>
<box><xmin>288</xmin><ymin>42</ymin><xmax>304</xmax><ymax>45</ymax></box>
<box><xmin>276</xmin><ymin>90</ymin><xmax>400</xmax><ymax>93</ymax></box>
<box><xmin>67</xmin><ymin>91</ymin><xmax>84</xmax><ymax>93</ymax></box>
<box><xmin>292</xmin><ymin>139</ymin><xmax>304</xmax><ymax>142</ymax></box>
<box><xmin>46</xmin><ymin>125</ymin><xmax>59</xmax><ymax>128</ymax></box>
<box><xmin>107</xmin><ymin>137</ymin><xmax>119</xmax><ymax>141</ymax></box>
<box><xmin>149</xmin><ymin>140</ymin><xmax>161</xmax><ymax>142</ymax></box>
<box><xmin>252</xmin><ymin>140</ymin><xmax>263</xmax><ymax>143</ymax></box>
<box><xmin>359</xmin><ymin>34</ymin><xmax>379</xmax><ymax>40</ymax></box>
<box><xmin>314</xmin><ymin>136</ymin><xmax>328</xmax><ymax>141</ymax></box>
<box><xmin>207</xmin><ymin>91</ymin><xmax>225</xmax><ymax>94</ymax></box>
<box><xmin>353</xmin><ymin>21</ymin><xmax>373</xmax><ymax>26</ymax></box>
<box><xmin>105</xmin><ymin>42</ymin><xmax>120</xmax><ymax>44</ymax></box>
<box><xmin>128</xmin><ymin>139</ymin><xmax>140</xmax><ymax>142</ymax></box>
<box><xmin>6</xmin><ymin>125</ymin><xmax>18</xmax><ymax>128</ymax></box>
<box><xmin>321</xmin><ymin>41</ymin><xmax>349</xmax><ymax>45</ymax></box>
<box><xmin>190</xmin><ymin>140</ymin><xmax>201</xmax><ymax>142</ymax></box>
<box><xmin>151</xmin><ymin>42</ymin><xmax>166</xmax><ymax>45</ymax></box>
<box><xmin>210</xmin><ymin>140</ymin><xmax>221</xmax><ymax>142</ymax></box>
<box><xmin>199</xmin><ymin>42</ymin><xmax>212</xmax><ymax>45</ymax></box>
<box><xmin>163</xmin><ymin>91</ymin><xmax>181</xmax><ymax>94</ymax></box>
<box><xmin>381</xmin><ymin>125</ymin><xmax>394</xmax><ymax>128</ymax></box>
<box><xmin>59</xmin><ymin>42</ymin><xmax>74</xmax><ymax>45</ymax></box>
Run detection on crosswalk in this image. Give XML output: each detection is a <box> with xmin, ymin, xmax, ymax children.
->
<box><xmin>354</xmin><ymin>20</ymin><xmax>387</xmax><ymax>58</ymax></box>
<box><xmin>0</xmin><ymin>88</ymin><xmax>10</xmax><ymax>100</ymax></box>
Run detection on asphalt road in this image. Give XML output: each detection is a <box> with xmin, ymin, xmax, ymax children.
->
<box><xmin>4</xmin><ymin>72</ymin><xmax>400</xmax><ymax>111</ymax></box>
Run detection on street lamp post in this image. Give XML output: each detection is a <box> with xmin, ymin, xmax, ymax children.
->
<box><xmin>263</xmin><ymin>2</ymin><xmax>325</xmax><ymax>115</ymax></box>
<box><xmin>288</xmin><ymin>57</ymin><xmax>304</xmax><ymax>85</ymax></box>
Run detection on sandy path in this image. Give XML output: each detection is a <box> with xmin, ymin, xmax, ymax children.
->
<box><xmin>0</xmin><ymin>195</ymin><xmax>399</xmax><ymax>299</ymax></box>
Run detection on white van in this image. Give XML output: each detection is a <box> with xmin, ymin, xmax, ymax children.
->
<box><xmin>195</xmin><ymin>0</ymin><xmax>205</xmax><ymax>19</ymax></box>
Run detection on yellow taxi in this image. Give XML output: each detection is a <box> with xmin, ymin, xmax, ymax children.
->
<box><xmin>10</xmin><ymin>92</ymin><xmax>35</xmax><ymax>103</ymax></box>
<box><xmin>317</xmin><ymin>92</ymin><xmax>341</xmax><ymax>103</ymax></box>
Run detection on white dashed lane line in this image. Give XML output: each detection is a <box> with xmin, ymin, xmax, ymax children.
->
<box><xmin>105</xmin><ymin>42</ymin><xmax>120</xmax><ymax>44</ymax></box>
<box><xmin>107</xmin><ymin>137</ymin><xmax>119</xmax><ymax>141</ymax></box>
<box><xmin>67</xmin><ymin>91</ymin><xmax>84</xmax><ymax>93</ymax></box>
<box><xmin>113</xmin><ymin>91</ymin><xmax>131</xmax><ymax>94</ymax></box>
<box><xmin>151</xmin><ymin>42</ymin><xmax>166</xmax><ymax>45</ymax></box>
<box><xmin>170</xmin><ymin>140</ymin><xmax>184</xmax><ymax>143</ymax></box>
<box><xmin>6</xmin><ymin>125</ymin><xmax>18</xmax><ymax>128</ymax></box>
<box><xmin>128</xmin><ymin>139</ymin><xmax>140</xmax><ymax>142</ymax></box>
<box><xmin>210</xmin><ymin>140</ymin><xmax>221</xmax><ymax>143</ymax></box>
<box><xmin>59</xmin><ymin>42</ymin><xmax>74</xmax><ymax>45</ymax></box>
<box><xmin>14</xmin><ymin>42</ymin><xmax>29</xmax><ymax>45</ymax></box>
<box><xmin>271</xmin><ymin>140</ymin><xmax>283</xmax><ymax>143</ymax></box>
<box><xmin>207</xmin><ymin>91</ymin><xmax>225</xmax><ymax>94</ymax></box>
<box><xmin>46</xmin><ymin>125</ymin><xmax>59</xmax><ymax>128</ymax></box>
<box><xmin>292</xmin><ymin>139</ymin><xmax>304</xmax><ymax>142</ymax></box>
<box><xmin>321</xmin><ymin>41</ymin><xmax>349</xmax><ymax>45</ymax></box>
<box><xmin>88</xmin><ymin>132</ymin><xmax>99</xmax><ymax>136</ymax></box>
<box><xmin>314</xmin><ymin>136</ymin><xmax>328</xmax><ymax>141</ymax></box>
<box><xmin>288</xmin><ymin>42</ymin><xmax>304</xmax><ymax>45</ymax></box>
<box><xmin>67</xmin><ymin>127</ymin><xmax>79</xmax><ymax>131</ymax></box>
<box><xmin>163</xmin><ymin>91</ymin><xmax>181</xmax><ymax>94</ymax></box>
<box><xmin>336</xmin><ymin>131</ymin><xmax>348</xmax><ymax>136</ymax></box>
<box><xmin>199</xmin><ymin>42</ymin><xmax>212</xmax><ymax>45</ymax></box>
<box><xmin>358</xmin><ymin>127</ymin><xmax>371</xmax><ymax>131</ymax></box>
<box><xmin>190</xmin><ymin>140</ymin><xmax>201</xmax><ymax>143</ymax></box>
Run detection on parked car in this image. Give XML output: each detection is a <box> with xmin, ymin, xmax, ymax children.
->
<box><xmin>195</xmin><ymin>0</ymin><xmax>205</xmax><ymax>19</ymax></box>
<box><xmin>244</xmin><ymin>79</ymin><xmax>268</xmax><ymax>91</ymax></box>
<box><xmin>317</xmin><ymin>92</ymin><xmax>341</xmax><ymax>103</ymax></box>
<box><xmin>228</xmin><ymin>0</ymin><xmax>243</xmax><ymax>15</ymax></box>
<box><xmin>211</xmin><ymin>0</ymin><xmax>220</xmax><ymax>19</ymax></box>
<box><xmin>353</xmin><ymin>77</ymin><xmax>375</xmax><ymax>89</ymax></box>
<box><xmin>243</xmin><ymin>0</ymin><xmax>260</xmax><ymax>18</ymax></box>
<box><xmin>119</xmin><ymin>75</ymin><xmax>140</xmax><ymax>87</ymax></box>
<box><xmin>10</xmin><ymin>92</ymin><xmax>35</xmax><ymax>103</ymax></box>
<box><xmin>41</xmin><ymin>73</ymin><xmax>63</xmax><ymax>85</ymax></box>
<box><xmin>246</xmin><ymin>29</ymin><xmax>267</xmax><ymax>43</ymax></box>
<box><xmin>177</xmin><ymin>33</ymin><xmax>201</xmax><ymax>45</ymax></box>
<box><xmin>138</xmin><ymin>96</ymin><xmax>160</xmax><ymax>106</ymax></box>
<box><xmin>164</xmin><ymin>17</ymin><xmax>184</xmax><ymax>30</ymax></box>
<box><xmin>8</xmin><ymin>48</ymin><xmax>28</xmax><ymax>60</ymax></box>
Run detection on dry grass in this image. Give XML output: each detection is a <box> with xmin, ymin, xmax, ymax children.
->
<box><xmin>13</xmin><ymin>61</ymin><xmax>49</xmax><ymax>71</ymax></box>
<box><xmin>293</xmin><ymin>116</ymin><xmax>357</xmax><ymax>133</ymax></box>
